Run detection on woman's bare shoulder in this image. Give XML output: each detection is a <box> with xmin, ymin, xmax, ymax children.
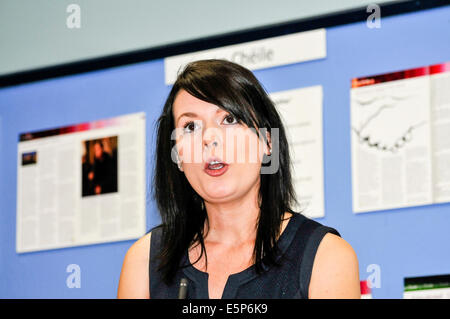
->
<box><xmin>308</xmin><ymin>233</ymin><xmax>361</xmax><ymax>299</ymax></box>
<box><xmin>122</xmin><ymin>231</ymin><xmax>152</xmax><ymax>264</ymax></box>
<box><xmin>129</xmin><ymin>232</ymin><xmax>152</xmax><ymax>257</ymax></box>
<box><xmin>117</xmin><ymin>232</ymin><xmax>152</xmax><ymax>299</ymax></box>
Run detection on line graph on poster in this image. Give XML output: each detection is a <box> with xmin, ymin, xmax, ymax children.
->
<box><xmin>351</xmin><ymin>120</ymin><xmax>427</xmax><ymax>153</ymax></box>
<box><xmin>351</xmin><ymin>89</ymin><xmax>428</xmax><ymax>154</ymax></box>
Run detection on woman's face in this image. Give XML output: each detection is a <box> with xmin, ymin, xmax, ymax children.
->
<box><xmin>172</xmin><ymin>89</ymin><xmax>269</xmax><ymax>204</ymax></box>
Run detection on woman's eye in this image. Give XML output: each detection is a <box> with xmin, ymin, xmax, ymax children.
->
<box><xmin>223</xmin><ymin>114</ymin><xmax>238</xmax><ymax>125</ymax></box>
<box><xmin>183</xmin><ymin>121</ymin><xmax>199</xmax><ymax>133</ymax></box>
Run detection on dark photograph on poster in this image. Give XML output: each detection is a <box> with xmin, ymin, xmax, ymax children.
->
<box><xmin>82</xmin><ymin>136</ymin><xmax>118</xmax><ymax>197</ymax></box>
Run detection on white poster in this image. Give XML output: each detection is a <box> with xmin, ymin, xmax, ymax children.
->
<box><xmin>16</xmin><ymin>112</ymin><xmax>146</xmax><ymax>253</ymax></box>
<box><xmin>404</xmin><ymin>274</ymin><xmax>450</xmax><ymax>299</ymax></box>
<box><xmin>164</xmin><ymin>28</ymin><xmax>326</xmax><ymax>85</ymax></box>
<box><xmin>270</xmin><ymin>85</ymin><xmax>325</xmax><ymax>218</ymax></box>
<box><xmin>350</xmin><ymin>62</ymin><xmax>450</xmax><ymax>213</ymax></box>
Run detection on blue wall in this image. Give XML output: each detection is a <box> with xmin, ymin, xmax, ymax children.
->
<box><xmin>0</xmin><ymin>6</ymin><xmax>449</xmax><ymax>298</ymax></box>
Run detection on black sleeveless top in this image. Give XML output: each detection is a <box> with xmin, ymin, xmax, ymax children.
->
<box><xmin>149</xmin><ymin>213</ymin><xmax>340</xmax><ymax>299</ymax></box>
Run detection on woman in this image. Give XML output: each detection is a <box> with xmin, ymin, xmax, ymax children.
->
<box><xmin>117</xmin><ymin>59</ymin><xmax>360</xmax><ymax>299</ymax></box>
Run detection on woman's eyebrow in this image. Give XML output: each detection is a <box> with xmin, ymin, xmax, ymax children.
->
<box><xmin>176</xmin><ymin>108</ymin><xmax>226</xmax><ymax>125</ymax></box>
<box><xmin>176</xmin><ymin>112</ymin><xmax>197</xmax><ymax>125</ymax></box>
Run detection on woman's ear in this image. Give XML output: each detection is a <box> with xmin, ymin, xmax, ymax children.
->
<box><xmin>172</xmin><ymin>142</ymin><xmax>184</xmax><ymax>172</ymax></box>
<box><xmin>265</xmin><ymin>130</ymin><xmax>272</xmax><ymax>156</ymax></box>
<box><xmin>176</xmin><ymin>148</ymin><xmax>184</xmax><ymax>172</ymax></box>
<box><xmin>177</xmin><ymin>161</ymin><xmax>184</xmax><ymax>172</ymax></box>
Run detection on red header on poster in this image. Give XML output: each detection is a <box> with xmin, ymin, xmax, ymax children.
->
<box><xmin>19</xmin><ymin>118</ymin><xmax>120</xmax><ymax>142</ymax></box>
<box><xmin>351</xmin><ymin>62</ymin><xmax>449</xmax><ymax>88</ymax></box>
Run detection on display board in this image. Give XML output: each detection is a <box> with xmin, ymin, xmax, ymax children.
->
<box><xmin>0</xmin><ymin>2</ymin><xmax>448</xmax><ymax>298</ymax></box>
<box><xmin>16</xmin><ymin>113</ymin><xmax>146</xmax><ymax>253</ymax></box>
<box><xmin>351</xmin><ymin>62</ymin><xmax>450</xmax><ymax>213</ymax></box>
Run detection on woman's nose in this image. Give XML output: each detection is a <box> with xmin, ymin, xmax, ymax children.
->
<box><xmin>204</xmin><ymin>140</ymin><xmax>218</xmax><ymax>149</ymax></box>
<box><xmin>202</xmin><ymin>122</ymin><xmax>222</xmax><ymax>149</ymax></box>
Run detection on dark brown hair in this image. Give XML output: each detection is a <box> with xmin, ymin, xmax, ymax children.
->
<box><xmin>151</xmin><ymin>59</ymin><xmax>299</xmax><ymax>284</ymax></box>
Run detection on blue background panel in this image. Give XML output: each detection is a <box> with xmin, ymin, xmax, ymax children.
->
<box><xmin>0</xmin><ymin>6</ymin><xmax>449</xmax><ymax>298</ymax></box>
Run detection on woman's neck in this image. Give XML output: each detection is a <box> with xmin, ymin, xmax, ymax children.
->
<box><xmin>202</xmin><ymin>182</ymin><xmax>260</xmax><ymax>247</ymax></box>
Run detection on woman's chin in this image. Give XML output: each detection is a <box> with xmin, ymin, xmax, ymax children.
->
<box><xmin>202</xmin><ymin>185</ymin><xmax>235</xmax><ymax>201</ymax></box>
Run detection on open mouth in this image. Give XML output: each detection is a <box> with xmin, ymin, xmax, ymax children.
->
<box><xmin>204</xmin><ymin>158</ymin><xmax>229</xmax><ymax>177</ymax></box>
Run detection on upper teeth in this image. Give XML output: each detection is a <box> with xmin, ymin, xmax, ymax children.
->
<box><xmin>209</xmin><ymin>160</ymin><xmax>221</xmax><ymax>165</ymax></box>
